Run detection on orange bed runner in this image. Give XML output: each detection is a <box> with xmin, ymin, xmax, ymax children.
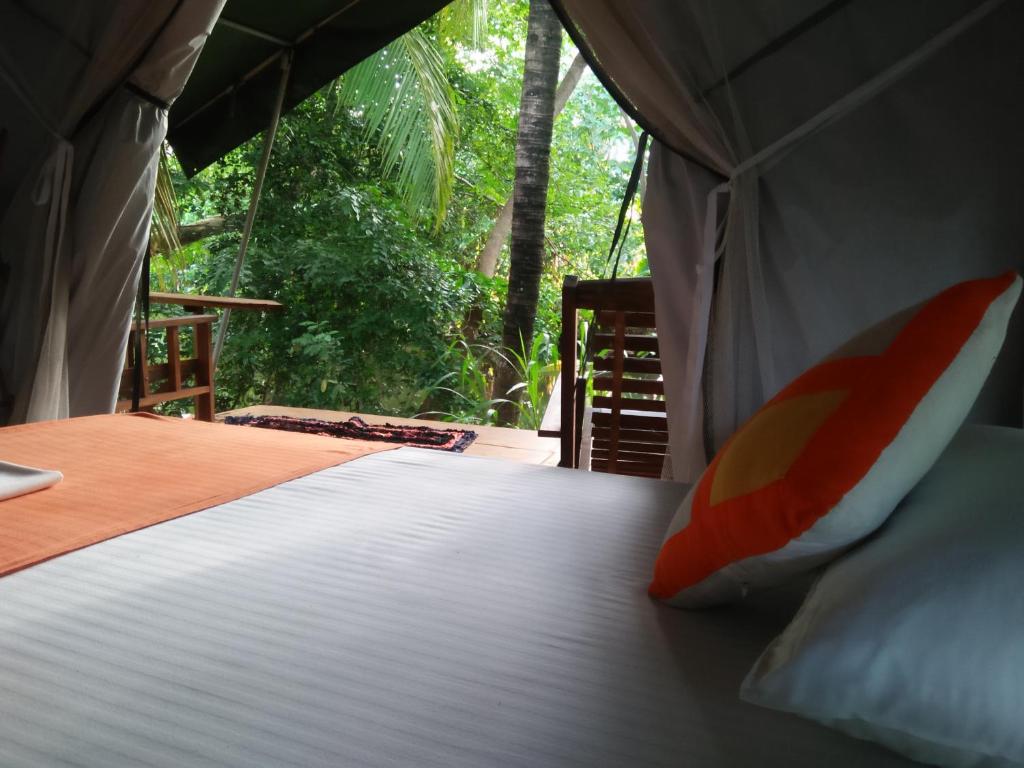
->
<box><xmin>0</xmin><ymin>413</ymin><xmax>393</xmax><ymax>578</ymax></box>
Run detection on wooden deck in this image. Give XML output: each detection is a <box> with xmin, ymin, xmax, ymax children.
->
<box><xmin>218</xmin><ymin>405</ymin><xmax>560</xmax><ymax>466</ymax></box>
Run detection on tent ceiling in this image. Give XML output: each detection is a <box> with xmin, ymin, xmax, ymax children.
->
<box><xmin>165</xmin><ymin>0</ymin><xmax>857</xmax><ymax>178</ymax></box>
<box><xmin>167</xmin><ymin>0</ymin><xmax>450</xmax><ymax>176</ymax></box>
<box><xmin>552</xmin><ymin>0</ymin><xmax>987</xmax><ymax>167</ymax></box>
<box><xmin>550</xmin><ymin>0</ymin><xmax>835</xmax><ymax>165</ymax></box>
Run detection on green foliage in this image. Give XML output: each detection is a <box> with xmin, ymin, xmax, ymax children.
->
<box><xmin>161</xmin><ymin>0</ymin><xmax>648</xmax><ymax>427</ymax></box>
<box><xmin>419</xmin><ymin>338</ymin><xmax>505</xmax><ymax>424</ymax></box>
<box><xmin>500</xmin><ymin>331</ymin><xmax>559</xmax><ymax>430</ymax></box>
<box><xmin>193</xmin><ymin>182</ymin><xmax>469</xmax><ymax>416</ymax></box>
<box><xmin>419</xmin><ymin>330</ymin><xmax>557</xmax><ymax>430</ymax></box>
<box><xmin>151</xmin><ymin>240</ymin><xmax>203</xmax><ymax>293</ymax></box>
<box><xmin>439</xmin><ymin>0</ymin><xmax>490</xmax><ymax>48</ymax></box>
<box><xmin>336</xmin><ymin>29</ymin><xmax>457</xmax><ymax>229</ymax></box>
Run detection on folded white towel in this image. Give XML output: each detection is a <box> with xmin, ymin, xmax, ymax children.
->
<box><xmin>0</xmin><ymin>460</ymin><xmax>62</xmax><ymax>501</ymax></box>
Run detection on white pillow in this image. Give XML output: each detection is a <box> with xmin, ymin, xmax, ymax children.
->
<box><xmin>649</xmin><ymin>273</ymin><xmax>1021</xmax><ymax>608</ymax></box>
<box><xmin>741</xmin><ymin>424</ymin><xmax>1024</xmax><ymax>767</ymax></box>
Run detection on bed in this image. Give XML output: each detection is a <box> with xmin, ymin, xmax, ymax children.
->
<box><xmin>0</xmin><ymin>420</ymin><xmax>914</xmax><ymax>767</ymax></box>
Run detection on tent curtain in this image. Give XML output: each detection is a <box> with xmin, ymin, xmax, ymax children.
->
<box><xmin>0</xmin><ymin>0</ymin><xmax>225</xmax><ymax>424</ymax></box>
<box><xmin>556</xmin><ymin>0</ymin><xmax>1022</xmax><ymax>480</ymax></box>
<box><xmin>555</xmin><ymin>0</ymin><xmax>734</xmax><ymax>481</ymax></box>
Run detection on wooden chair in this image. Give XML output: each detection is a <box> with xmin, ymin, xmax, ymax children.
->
<box><xmin>540</xmin><ymin>276</ymin><xmax>668</xmax><ymax>478</ymax></box>
<box><xmin>117</xmin><ymin>292</ymin><xmax>282</xmax><ymax>420</ymax></box>
<box><xmin>118</xmin><ymin>313</ymin><xmax>217</xmax><ymax>420</ymax></box>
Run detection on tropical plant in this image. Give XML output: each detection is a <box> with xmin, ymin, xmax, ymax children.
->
<box><xmin>418</xmin><ymin>337</ymin><xmax>506</xmax><ymax>424</ymax></box>
<box><xmin>418</xmin><ymin>330</ymin><xmax>558</xmax><ymax>429</ymax></box>
<box><xmin>334</xmin><ymin>29</ymin><xmax>457</xmax><ymax>230</ymax></box>
<box><xmin>160</xmin><ymin>0</ymin><xmax>649</xmax><ymax>425</ymax></box>
<box><xmin>438</xmin><ymin>0</ymin><xmax>489</xmax><ymax>47</ymax></box>
<box><xmin>500</xmin><ymin>330</ymin><xmax>559</xmax><ymax>430</ymax></box>
<box><xmin>149</xmin><ymin>148</ymin><xmax>181</xmax><ymax>258</ymax></box>
<box><xmin>334</xmin><ymin>0</ymin><xmax>488</xmax><ymax>229</ymax></box>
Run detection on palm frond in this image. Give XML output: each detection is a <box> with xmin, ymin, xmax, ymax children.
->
<box><xmin>337</xmin><ymin>28</ymin><xmax>458</xmax><ymax>230</ymax></box>
<box><xmin>150</xmin><ymin>146</ymin><xmax>181</xmax><ymax>257</ymax></box>
<box><xmin>438</xmin><ymin>0</ymin><xmax>489</xmax><ymax>48</ymax></box>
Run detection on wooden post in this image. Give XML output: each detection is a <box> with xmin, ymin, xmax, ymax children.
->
<box><xmin>213</xmin><ymin>51</ymin><xmax>293</xmax><ymax>368</ymax></box>
<box><xmin>574</xmin><ymin>376</ymin><xmax>586</xmax><ymax>467</ymax></box>
<box><xmin>194</xmin><ymin>319</ymin><xmax>215</xmax><ymax>422</ymax></box>
<box><xmin>166</xmin><ymin>326</ymin><xmax>182</xmax><ymax>392</ymax></box>
<box><xmin>607</xmin><ymin>311</ymin><xmax>626</xmax><ymax>473</ymax></box>
<box><xmin>559</xmin><ymin>276</ymin><xmax>579</xmax><ymax>467</ymax></box>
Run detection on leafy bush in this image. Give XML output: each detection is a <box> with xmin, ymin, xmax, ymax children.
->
<box><xmin>196</xmin><ymin>185</ymin><xmax>472</xmax><ymax>415</ymax></box>
<box><xmin>418</xmin><ymin>331</ymin><xmax>559</xmax><ymax>429</ymax></box>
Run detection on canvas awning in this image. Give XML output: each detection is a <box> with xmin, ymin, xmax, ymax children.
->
<box><xmin>167</xmin><ymin>0</ymin><xmax>451</xmax><ymax>176</ymax></box>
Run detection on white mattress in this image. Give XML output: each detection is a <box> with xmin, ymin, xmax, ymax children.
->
<box><xmin>0</xmin><ymin>448</ymin><xmax>912</xmax><ymax>767</ymax></box>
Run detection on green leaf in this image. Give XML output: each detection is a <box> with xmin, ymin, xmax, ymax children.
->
<box><xmin>438</xmin><ymin>0</ymin><xmax>489</xmax><ymax>49</ymax></box>
<box><xmin>337</xmin><ymin>28</ymin><xmax>458</xmax><ymax>230</ymax></box>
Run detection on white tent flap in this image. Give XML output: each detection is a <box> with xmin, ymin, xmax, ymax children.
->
<box><xmin>0</xmin><ymin>0</ymin><xmax>225</xmax><ymax>424</ymax></box>
<box><xmin>557</xmin><ymin>0</ymin><xmax>1024</xmax><ymax>479</ymax></box>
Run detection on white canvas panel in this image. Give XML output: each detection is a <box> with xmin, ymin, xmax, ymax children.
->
<box><xmin>0</xmin><ymin>1</ymin><xmax>224</xmax><ymax>423</ymax></box>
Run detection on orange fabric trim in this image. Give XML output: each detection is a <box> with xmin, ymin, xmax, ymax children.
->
<box><xmin>0</xmin><ymin>413</ymin><xmax>393</xmax><ymax>578</ymax></box>
<box><xmin>650</xmin><ymin>271</ymin><xmax>1017</xmax><ymax>599</ymax></box>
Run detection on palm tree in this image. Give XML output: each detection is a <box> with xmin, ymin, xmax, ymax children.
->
<box><xmin>494</xmin><ymin>0</ymin><xmax>562</xmax><ymax>425</ymax></box>
<box><xmin>474</xmin><ymin>51</ymin><xmax>586</xmax><ymax>278</ymax></box>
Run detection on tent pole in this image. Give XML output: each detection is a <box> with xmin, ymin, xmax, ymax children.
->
<box><xmin>213</xmin><ymin>50</ymin><xmax>292</xmax><ymax>369</ymax></box>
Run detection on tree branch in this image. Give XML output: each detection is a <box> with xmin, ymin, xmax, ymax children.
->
<box><xmin>177</xmin><ymin>214</ymin><xmax>244</xmax><ymax>247</ymax></box>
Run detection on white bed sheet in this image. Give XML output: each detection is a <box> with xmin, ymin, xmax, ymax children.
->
<box><xmin>0</xmin><ymin>448</ymin><xmax>912</xmax><ymax>767</ymax></box>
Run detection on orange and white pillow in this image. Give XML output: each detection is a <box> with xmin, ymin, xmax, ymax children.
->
<box><xmin>649</xmin><ymin>271</ymin><xmax>1021</xmax><ymax>608</ymax></box>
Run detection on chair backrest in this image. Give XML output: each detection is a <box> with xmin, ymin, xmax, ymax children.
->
<box><xmin>117</xmin><ymin>314</ymin><xmax>217</xmax><ymax>420</ymax></box>
<box><xmin>559</xmin><ymin>276</ymin><xmax>668</xmax><ymax>478</ymax></box>
<box><xmin>117</xmin><ymin>293</ymin><xmax>282</xmax><ymax>421</ymax></box>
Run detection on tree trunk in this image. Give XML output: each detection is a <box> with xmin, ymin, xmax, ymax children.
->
<box><xmin>476</xmin><ymin>198</ymin><xmax>515</xmax><ymax>279</ymax></box>
<box><xmin>474</xmin><ymin>52</ymin><xmax>586</xmax><ymax>279</ymax></box>
<box><xmin>493</xmin><ymin>0</ymin><xmax>562</xmax><ymax>426</ymax></box>
<box><xmin>177</xmin><ymin>214</ymin><xmax>244</xmax><ymax>246</ymax></box>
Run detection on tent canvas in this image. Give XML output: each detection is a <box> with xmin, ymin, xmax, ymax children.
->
<box><xmin>0</xmin><ymin>1</ymin><xmax>226</xmax><ymax>425</ymax></box>
<box><xmin>553</xmin><ymin>0</ymin><xmax>1023</xmax><ymax>479</ymax></box>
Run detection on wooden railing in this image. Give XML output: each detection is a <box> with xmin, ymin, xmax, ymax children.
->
<box><xmin>543</xmin><ymin>276</ymin><xmax>668</xmax><ymax>478</ymax></box>
<box><xmin>117</xmin><ymin>314</ymin><xmax>217</xmax><ymax>419</ymax></box>
<box><xmin>117</xmin><ymin>293</ymin><xmax>282</xmax><ymax>421</ymax></box>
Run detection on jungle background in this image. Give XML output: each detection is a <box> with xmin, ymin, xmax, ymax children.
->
<box><xmin>155</xmin><ymin>0</ymin><xmax>647</xmax><ymax>428</ymax></box>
